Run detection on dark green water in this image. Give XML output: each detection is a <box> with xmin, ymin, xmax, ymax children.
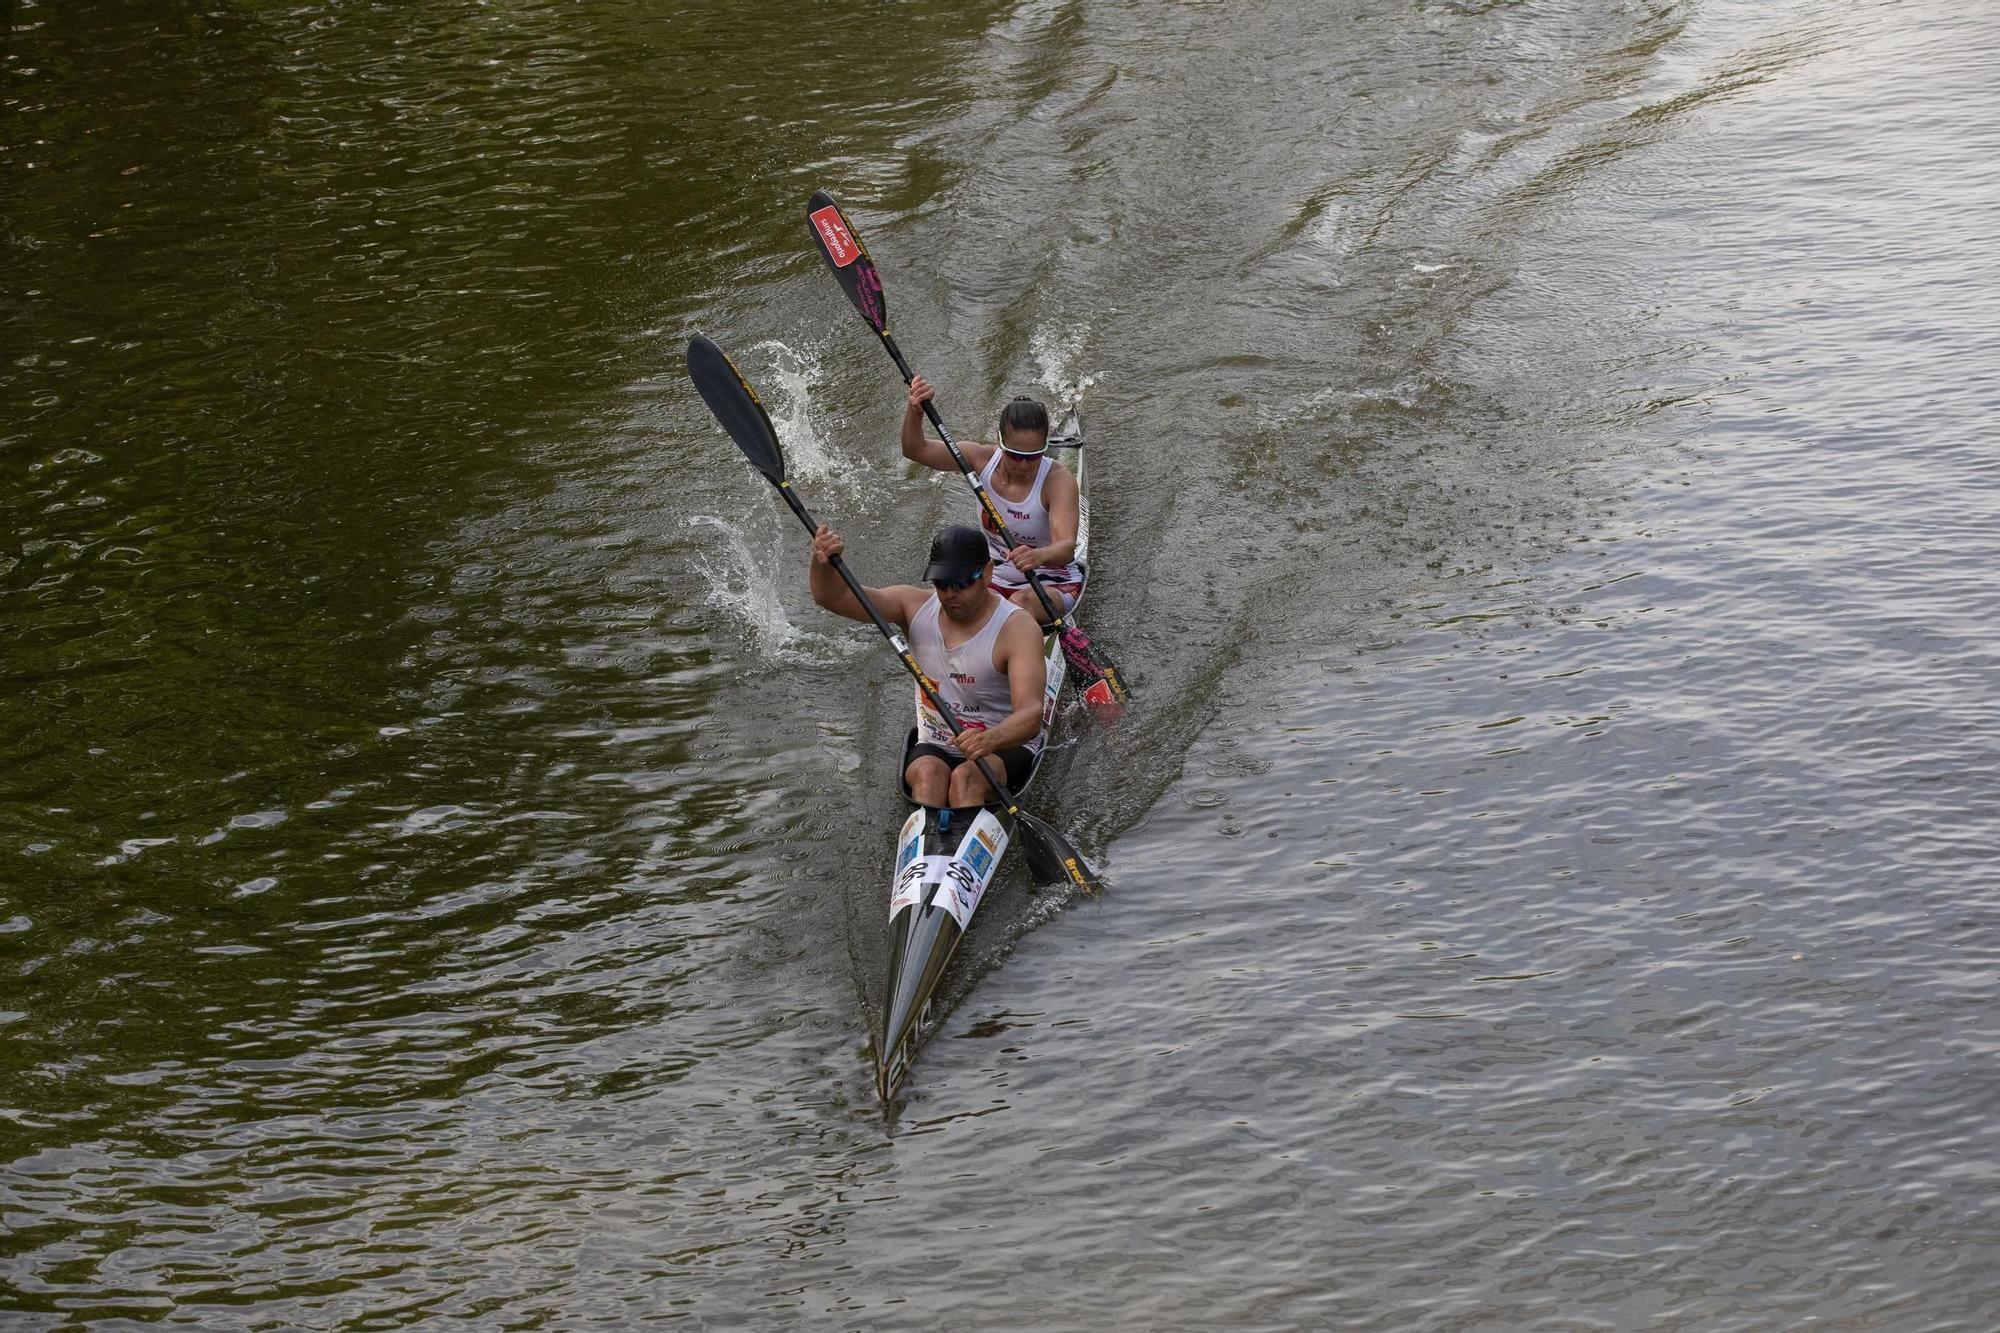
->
<box><xmin>7</xmin><ymin>0</ymin><xmax>2000</xmax><ymax>1327</ymax></box>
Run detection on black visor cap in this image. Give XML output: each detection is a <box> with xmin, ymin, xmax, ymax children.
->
<box><xmin>923</xmin><ymin>524</ymin><xmax>990</xmax><ymax>584</ymax></box>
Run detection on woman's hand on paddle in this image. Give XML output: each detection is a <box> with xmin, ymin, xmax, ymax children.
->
<box><xmin>1006</xmin><ymin>543</ymin><xmax>1044</xmax><ymax>573</ymax></box>
<box><xmin>812</xmin><ymin>525</ymin><xmax>844</xmax><ymax>565</ymax></box>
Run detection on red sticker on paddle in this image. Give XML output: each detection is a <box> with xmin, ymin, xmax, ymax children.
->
<box><xmin>810</xmin><ymin>205</ymin><xmax>861</xmax><ymax>268</ymax></box>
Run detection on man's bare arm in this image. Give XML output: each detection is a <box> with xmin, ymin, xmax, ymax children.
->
<box><xmin>809</xmin><ymin>525</ymin><xmax>920</xmax><ymax>627</ymax></box>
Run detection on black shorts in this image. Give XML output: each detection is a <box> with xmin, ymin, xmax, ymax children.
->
<box><xmin>907</xmin><ymin>740</ymin><xmax>1036</xmax><ymax>795</ymax></box>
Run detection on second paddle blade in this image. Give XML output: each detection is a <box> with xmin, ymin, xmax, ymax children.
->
<box><xmin>1060</xmin><ymin>627</ymin><xmax>1130</xmax><ymax>723</ymax></box>
<box><xmin>1016</xmin><ymin>812</ymin><xmax>1102</xmax><ymax>897</ymax></box>
<box><xmin>806</xmin><ymin>189</ymin><xmax>888</xmax><ymax>333</ymax></box>
<box><xmin>1082</xmin><ymin>677</ymin><xmax>1126</xmax><ymax>725</ymax></box>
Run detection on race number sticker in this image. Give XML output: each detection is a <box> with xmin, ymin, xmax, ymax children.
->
<box><xmin>810</xmin><ymin>205</ymin><xmax>861</xmax><ymax>267</ymax></box>
<box><xmin>891</xmin><ymin>856</ymin><xmax>946</xmax><ymax>916</ymax></box>
<box><xmin>915</xmin><ymin>687</ymin><xmax>951</xmax><ymax>747</ymax></box>
<box><xmin>934</xmin><ymin>857</ymin><xmax>987</xmax><ymax>930</ymax></box>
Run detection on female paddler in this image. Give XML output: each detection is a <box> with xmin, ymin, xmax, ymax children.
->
<box><xmin>899</xmin><ymin>376</ymin><xmax>1083</xmax><ymax>624</ymax></box>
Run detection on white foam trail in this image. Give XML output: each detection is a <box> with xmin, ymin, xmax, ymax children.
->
<box><xmin>686</xmin><ymin>514</ymin><xmax>861</xmax><ymax>666</ymax></box>
<box><xmin>1029</xmin><ymin>325</ymin><xmax>1097</xmax><ymax>409</ymax></box>
<box><xmin>1309</xmin><ymin>199</ymin><xmax>1354</xmax><ymax>262</ymax></box>
<box><xmin>1262</xmin><ymin>380</ymin><xmax>1425</xmax><ymax>431</ymax></box>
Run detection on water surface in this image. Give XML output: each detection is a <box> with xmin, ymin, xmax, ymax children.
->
<box><xmin>5</xmin><ymin>0</ymin><xmax>1998</xmax><ymax>1327</ymax></box>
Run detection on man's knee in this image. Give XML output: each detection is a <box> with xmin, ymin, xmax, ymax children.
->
<box><xmin>906</xmin><ymin>757</ymin><xmax>950</xmax><ymax>802</ymax></box>
<box><xmin>951</xmin><ymin>762</ymin><xmax>1004</xmax><ymax>804</ymax></box>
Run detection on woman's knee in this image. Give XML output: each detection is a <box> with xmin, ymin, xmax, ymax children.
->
<box><xmin>1007</xmin><ymin>589</ymin><xmax>1050</xmax><ymax>621</ymax></box>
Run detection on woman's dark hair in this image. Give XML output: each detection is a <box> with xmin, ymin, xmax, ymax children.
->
<box><xmin>998</xmin><ymin>396</ymin><xmax>1049</xmax><ymax>440</ymax></box>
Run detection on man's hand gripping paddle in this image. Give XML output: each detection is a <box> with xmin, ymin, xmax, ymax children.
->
<box><xmin>686</xmin><ymin>333</ymin><xmax>1102</xmax><ymax>897</ymax></box>
<box><xmin>805</xmin><ymin>189</ymin><xmax>1131</xmax><ymax>723</ymax></box>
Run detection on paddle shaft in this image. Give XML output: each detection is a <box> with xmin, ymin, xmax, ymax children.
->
<box><xmin>877</xmin><ymin>332</ymin><xmax>1078</xmax><ymax>630</ymax></box>
<box><xmin>768</xmin><ymin>477</ymin><xmax>1030</xmax><ymax>814</ymax></box>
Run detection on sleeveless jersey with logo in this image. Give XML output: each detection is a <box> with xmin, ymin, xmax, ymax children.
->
<box><xmin>909</xmin><ymin>594</ymin><xmax>1045</xmax><ymax>756</ymax></box>
<box><xmin>975</xmin><ymin>452</ymin><xmax>1084</xmax><ymax>588</ymax></box>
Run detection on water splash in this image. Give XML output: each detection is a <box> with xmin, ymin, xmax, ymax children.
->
<box><xmin>686</xmin><ymin>514</ymin><xmax>860</xmax><ymax>666</ymax></box>
<box><xmin>685</xmin><ymin>339</ymin><xmax>875</xmax><ymax>660</ymax></box>
<box><xmin>740</xmin><ymin>338</ymin><xmax>865</xmax><ymax>494</ymax></box>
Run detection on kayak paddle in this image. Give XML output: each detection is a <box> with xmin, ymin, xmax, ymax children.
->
<box><xmin>804</xmin><ymin>188</ymin><xmax>1132</xmax><ymax>722</ymax></box>
<box><xmin>686</xmin><ymin>332</ymin><xmax>1102</xmax><ymax>898</ymax></box>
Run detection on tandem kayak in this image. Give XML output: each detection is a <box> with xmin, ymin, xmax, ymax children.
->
<box><xmin>875</xmin><ymin>403</ymin><xmax>1092</xmax><ymax>1100</ymax></box>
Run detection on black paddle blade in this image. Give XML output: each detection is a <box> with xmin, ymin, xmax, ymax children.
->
<box><xmin>1016</xmin><ymin>811</ymin><xmax>1102</xmax><ymax>897</ymax></box>
<box><xmin>806</xmin><ymin>189</ymin><xmax>888</xmax><ymax>333</ymax></box>
<box><xmin>687</xmin><ymin>333</ymin><xmax>785</xmax><ymax>485</ymax></box>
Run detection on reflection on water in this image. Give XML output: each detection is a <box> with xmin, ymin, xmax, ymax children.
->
<box><xmin>6</xmin><ymin>0</ymin><xmax>1999</xmax><ymax>1326</ymax></box>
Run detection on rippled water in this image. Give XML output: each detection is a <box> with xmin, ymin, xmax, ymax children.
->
<box><xmin>6</xmin><ymin>0</ymin><xmax>1998</xmax><ymax>1326</ymax></box>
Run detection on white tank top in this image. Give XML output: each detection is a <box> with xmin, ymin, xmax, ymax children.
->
<box><xmin>910</xmin><ymin>594</ymin><xmax>1044</xmax><ymax>756</ymax></box>
<box><xmin>975</xmin><ymin>452</ymin><xmax>1084</xmax><ymax>586</ymax></box>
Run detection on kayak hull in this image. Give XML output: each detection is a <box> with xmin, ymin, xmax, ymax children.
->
<box><xmin>878</xmin><ymin>804</ymin><xmax>1010</xmax><ymax>1099</ymax></box>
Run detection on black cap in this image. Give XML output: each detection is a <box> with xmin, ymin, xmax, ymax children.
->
<box><xmin>922</xmin><ymin>525</ymin><xmax>990</xmax><ymax>584</ymax></box>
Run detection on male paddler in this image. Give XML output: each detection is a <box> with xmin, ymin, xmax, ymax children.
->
<box><xmin>901</xmin><ymin>376</ymin><xmax>1083</xmax><ymax>623</ymax></box>
<box><xmin>810</xmin><ymin>522</ymin><xmax>1048</xmax><ymax>809</ymax></box>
